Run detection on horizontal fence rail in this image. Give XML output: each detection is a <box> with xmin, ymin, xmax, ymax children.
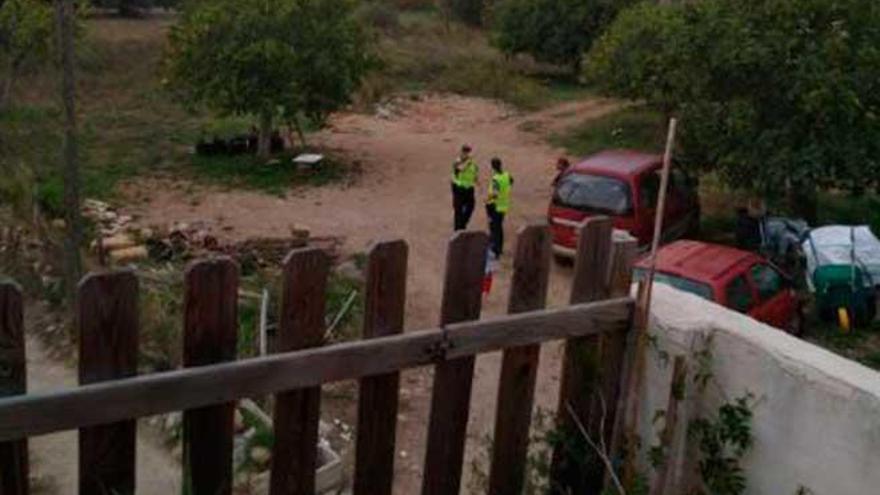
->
<box><xmin>0</xmin><ymin>298</ymin><xmax>631</xmax><ymax>442</ymax></box>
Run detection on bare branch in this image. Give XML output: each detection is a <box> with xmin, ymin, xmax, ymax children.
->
<box><xmin>565</xmin><ymin>401</ymin><xmax>627</xmax><ymax>495</ymax></box>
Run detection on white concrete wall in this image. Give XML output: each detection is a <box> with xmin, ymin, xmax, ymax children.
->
<box><xmin>639</xmin><ymin>284</ymin><xmax>880</xmax><ymax>495</ymax></box>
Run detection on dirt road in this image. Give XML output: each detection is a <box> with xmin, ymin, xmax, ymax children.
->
<box><xmin>124</xmin><ymin>94</ymin><xmax>619</xmax><ymax>493</ymax></box>
<box><xmin>25</xmin><ymin>335</ymin><xmax>181</xmax><ymax>494</ymax></box>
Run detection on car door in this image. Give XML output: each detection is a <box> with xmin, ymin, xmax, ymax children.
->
<box><xmin>748</xmin><ymin>262</ymin><xmax>795</xmax><ymax>329</ymax></box>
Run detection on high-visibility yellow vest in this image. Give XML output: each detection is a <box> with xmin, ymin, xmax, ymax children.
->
<box><xmin>452</xmin><ymin>158</ymin><xmax>478</xmax><ymax>189</ymax></box>
<box><xmin>488</xmin><ymin>171</ymin><xmax>512</xmax><ymax>213</ymax></box>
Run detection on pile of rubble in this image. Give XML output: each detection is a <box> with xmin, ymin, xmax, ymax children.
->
<box><xmin>83</xmin><ymin>199</ymin><xmax>341</xmax><ymax>267</ymax></box>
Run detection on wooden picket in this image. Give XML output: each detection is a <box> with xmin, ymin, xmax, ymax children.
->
<box><xmin>0</xmin><ymin>221</ymin><xmax>636</xmax><ymax>495</ymax></box>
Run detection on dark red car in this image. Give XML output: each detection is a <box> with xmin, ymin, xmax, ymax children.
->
<box><xmin>548</xmin><ymin>150</ymin><xmax>700</xmax><ymax>257</ymax></box>
<box><xmin>634</xmin><ymin>240</ymin><xmax>802</xmax><ymax>334</ymax></box>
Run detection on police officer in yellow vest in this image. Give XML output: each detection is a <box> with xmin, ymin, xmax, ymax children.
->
<box><xmin>451</xmin><ymin>144</ymin><xmax>479</xmax><ymax>230</ymax></box>
<box><xmin>486</xmin><ymin>157</ymin><xmax>513</xmax><ymax>257</ymax></box>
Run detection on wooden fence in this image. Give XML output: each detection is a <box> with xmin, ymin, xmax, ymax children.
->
<box><xmin>0</xmin><ymin>218</ymin><xmax>637</xmax><ymax>495</ymax></box>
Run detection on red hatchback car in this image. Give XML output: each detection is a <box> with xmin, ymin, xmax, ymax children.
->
<box><xmin>635</xmin><ymin>240</ymin><xmax>802</xmax><ymax>334</ymax></box>
<box><xmin>549</xmin><ymin>150</ymin><xmax>700</xmax><ymax>257</ymax></box>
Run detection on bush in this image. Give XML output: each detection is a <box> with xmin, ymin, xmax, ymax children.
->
<box><xmin>356</xmin><ymin>1</ymin><xmax>401</xmax><ymax>35</ymax></box>
<box><xmin>493</xmin><ymin>0</ymin><xmax>634</xmax><ymax>72</ymax></box>
<box><xmin>438</xmin><ymin>57</ymin><xmax>548</xmax><ymax>109</ymax></box>
<box><xmin>448</xmin><ymin>0</ymin><xmax>485</xmax><ymax>26</ymax></box>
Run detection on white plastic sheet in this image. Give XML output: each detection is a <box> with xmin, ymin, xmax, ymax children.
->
<box><xmin>803</xmin><ymin>225</ymin><xmax>880</xmax><ymax>291</ymax></box>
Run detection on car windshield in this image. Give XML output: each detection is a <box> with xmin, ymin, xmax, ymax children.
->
<box><xmin>553</xmin><ymin>173</ymin><xmax>633</xmax><ymax>215</ymax></box>
<box><xmin>634</xmin><ymin>268</ymin><xmax>714</xmax><ymax>301</ymax></box>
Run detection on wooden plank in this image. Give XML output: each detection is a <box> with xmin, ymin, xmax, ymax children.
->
<box><xmin>606</xmin><ymin>238</ymin><xmax>639</xmax><ymax>478</ymax></box>
<box><xmin>182</xmin><ymin>258</ymin><xmax>239</xmax><ymax>495</ymax></box>
<box><xmin>270</xmin><ymin>248</ymin><xmax>329</xmax><ymax>495</ymax></box>
<box><xmin>0</xmin><ymin>298</ymin><xmax>632</xmax><ymax>442</ymax></box>
<box><xmin>78</xmin><ymin>271</ymin><xmax>139</xmax><ymax>495</ymax></box>
<box><xmin>595</xmin><ymin>238</ymin><xmax>638</xmax><ymax>443</ymax></box>
<box><xmin>0</xmin><ymin>281</ymin><xmax>27</xmax><ymax>495</ymax></box>
<box><xmin>551</xmin><ymin>217</ymin><xmax>614</xmax><ymax>494</ymax></box>
<box><xmin>353</xmin><ymin>240</ymin><xmax>408</xmax><ymax>495</ymax></box>
<box><xmin>421</xmin><ymin>231</ymin><xmax>489</xmax><ymax>495</ymax></box>
<box><xmin>488</xmin><ymin>224</ymin><xmax>552</xmax><ymax>495</ymax></box>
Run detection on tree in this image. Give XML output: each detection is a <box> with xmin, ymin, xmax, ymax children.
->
<box><xmin>0</xmin><ymin>0</ymin><xmax>54</xmax><ymax>110</ymax></box>
<box><xmin>493</xmin><ymin>0</ymin><xmax>634</xmax><ymax>73</ymax></box>
<box><xmin>163</xmin><ymin>0</ymin><xmax>372</xmax><ymax>159</ymax></box>
<box><xmin>586</xmin><ymin>0</ymin><xmax>880</xmax><ymax>220</ymax></box>
<box><xmin>55</xmin><ymin>0</ymin><xmax>84</xmax><ymax>303</ymax></box>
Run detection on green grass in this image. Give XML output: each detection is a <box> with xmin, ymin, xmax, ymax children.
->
<box><xmin>358</xmin><ymin>9</ymin><xmax>592</xmax><ymax>111</ymax></box>
<box><xmin>806</xmin><ymin>314</ymin><xmax>880</xmax><ymax>371</ymax></box>
<box><xmin>188</xmin><ymin>152</ymin><xmax>355</xmax><ymax>196</ymax></box>
<box><xmin>550</xmin><ymin>106</ymin><xmax>666</xmax><ymax>157</ymax></box>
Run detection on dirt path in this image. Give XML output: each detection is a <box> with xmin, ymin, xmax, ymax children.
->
<box><xmin>123</xmin><ymin>93</ymin><xmax>619</xmax><ymax>493</ymax></box>
<box><xmin>26</xmin><ymin>335</ymin><xmax>181</xmax><ymax>494</ymax></box>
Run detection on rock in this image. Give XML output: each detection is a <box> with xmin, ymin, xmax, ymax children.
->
<box><xmin>250</xmin><ymin>446</ymin><xmax>272</xmax><ymax>466</ymax></box>
<box><xmin>100</xmin><ymin>211</ymin><xmax>118</xmax><ymax>223</ymax></box>
<box><xmin>164</xmin><ymin>412</ymin><xmax>182</xmax><ymax>432</ymax></box>
<box><xmin>335</xmin><ymin>260</ymin><xmax>364</xmax><ymax>283</ymax></box>
<box><xmin>51</xmin><ymin>219</ymin><xmax>66</xmax><ymax>230</ymax></box>
<box><xmin>289</xmin><ymin>224</ymin><xmax>310</xmax><ymax>240</ymax></box>
<box><xmin>139</xmin><ymin>227</ymin><xmax>155</xmax><ymax>240</ymax></box>
<box><xmin>110</xmin><ymin>246</ymin><xmax>149</xmax><ymax>264</ymax></box>
<box><xmin>102</xmin><ymin>233</ymin><xmax>136</xmax><ymax>251</ymax></box>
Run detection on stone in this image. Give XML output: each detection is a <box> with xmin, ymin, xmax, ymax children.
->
<box><xmin>250</xmin><ymin>446</ymin><xmax>272</xmax><ymax>466</ymax></box>
<box><xmin>102</xmin><ymin>233</ymin><xmax>136</xmax><ymax>252</ymax></box>
<box><xmin>335</xmin><ymin>260</ymin><xmax>364</xmax><ymax>284</ymax></box>
<box><xmin>110</xmin><ymin>246</ymin><xmax>149</xmax><ymax>264</ymax></box>
<box><xmin>51</xmin><ymin>219</ymin><xmax>66</xmax><ymax>230</ymax></box>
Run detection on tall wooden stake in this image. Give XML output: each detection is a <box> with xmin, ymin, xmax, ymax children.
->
<box><xmin>56</xmin><ymin>0</ymin><xmax>83</xmax><ymax>303</ymax></box>
<box><xmin>621</xmin><ymin>118</ymin><xmax>678</xmax><ymax>488</ymax></box>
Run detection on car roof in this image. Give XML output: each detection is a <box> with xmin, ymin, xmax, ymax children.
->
<box><xmin>636</xmin><ymin>240</ymin><xmax>761</xmax><ymax>284</ymax></box>
<box><xmin>571</xmin><ymin>149</ymin><xmax>662</xmax><ymax>177</ymax></box>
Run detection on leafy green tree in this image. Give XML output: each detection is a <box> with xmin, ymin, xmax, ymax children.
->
<box><xmin>587</xmin><ymin>0</ymin><xmax>880</xmax><ymax>220</ymax></box>
<box><xmin>163</xmin><ymin>0</ymin><xmax>372</xmax><ymax>158</ymax></box>
<box><xmin>493</xmin><ymin>0</ymin><xmax>633</xmax><ymax>72</ymax></box>
<box><xmin>0</xmin><ymin>0</ymin><xmax>54</xmax><ymax>110</ymax></box>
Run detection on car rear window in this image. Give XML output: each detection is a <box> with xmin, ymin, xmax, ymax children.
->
<box><xmin>553</xmin><ymin>173</ymin><xmax>633</xmax><ymax>215</ymax></box>
<box><xmin>725</xmin><ymin>275</ymin><xmax>755</xmax><ymax>313</ymax></box>
<box><xmin>634</xmin><ymin>268</ymin><xmax>714</xmax><ymax>301</ymax></box>
<box><xmin>751</xmin><ymin>263</ymin><xmax>783</xmax><ymax>301</ymax></box>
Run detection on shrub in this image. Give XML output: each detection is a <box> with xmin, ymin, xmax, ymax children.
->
<box><xmin>493</xmin><ymin>0</ymin><xmax>634</xmax><ymax>72</ymax></box>
<box><xmin>356</xmin><ymin>1</ymin><xmax>401</xmax><ymax>35</ymax></box>
<box><xmin>438</xmin><ymin>57</ymin><xmax>548</xmax><ymax>109</ymax></box>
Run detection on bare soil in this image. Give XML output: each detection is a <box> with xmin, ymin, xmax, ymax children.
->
<box><xmin>120</xmin><ymin>93</ymin><xmax>619</xmax><ymax>493</ymax></box>
<box><xmin>25</xmin><ymin>334</ymin><xmax>181</xmax><ymax>494</ymax></box>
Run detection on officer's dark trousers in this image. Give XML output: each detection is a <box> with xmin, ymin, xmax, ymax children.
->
<box><xmin>486</xmin><ymin>204</ymin><xmax>505</xmax><ymax>257</ymax></box>
<box><xmin>452</xmin><ymin>184</ymin><xmax>475</xmax><ymax>231</ymax></box>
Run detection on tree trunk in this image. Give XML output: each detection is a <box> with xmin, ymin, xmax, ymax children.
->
<box><xmin>257</xmin><ymin>112</ymin><xmax>273</xmax><ymax>160</ymax></box>
<box><xmin>293</xmin><ymin>115</ymin><xmax>308</xmax><ymax>148</ymax></box>
<box><xmin>56</xmin><ymin>0</ymin><xmax>83</xmax><ymax>304</ymax></box>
